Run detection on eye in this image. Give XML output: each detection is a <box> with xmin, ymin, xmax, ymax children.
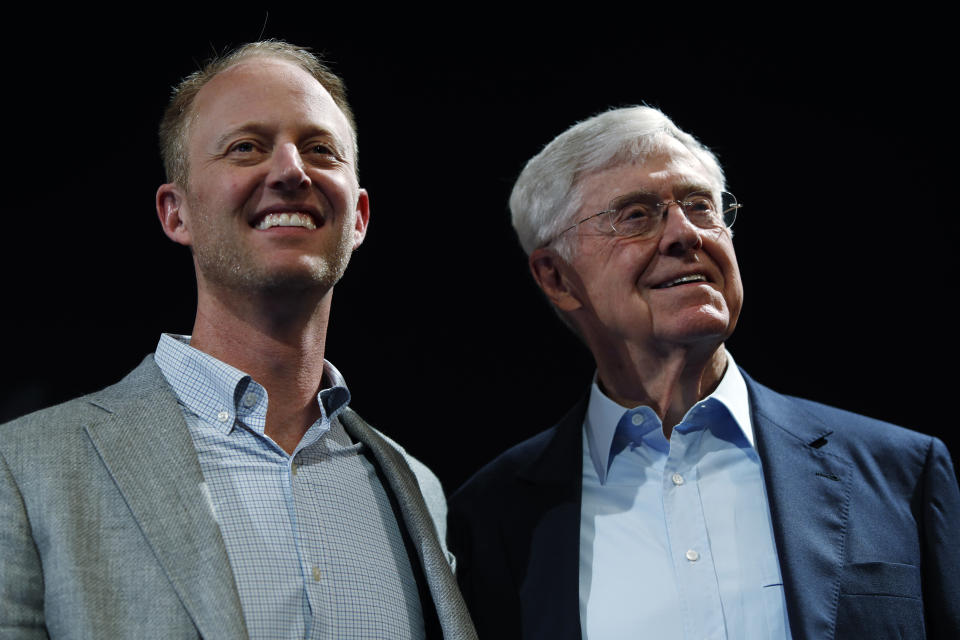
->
<box><xmin>616</xmin><ymin>202</ymin><xmax>656</xmax><ymax>222</ymax></box>
<box><xmin>683</xmin><ymin>192</ymin><xmax>717</xmax><ymax>214</ymax></box>
<box><xmin>227</xmin><ymin>140</ymin><xmax>261</xmax><ymax>155</ymax></box>
<box><xmin>306</xmin><ymin>142</ymin><xmax>341</xmax><ymax>159</ymax></box>
<box><xmin>225</xmin><ymin>140</ymin><xmax>263</xmax><ymax>161</ymax></box>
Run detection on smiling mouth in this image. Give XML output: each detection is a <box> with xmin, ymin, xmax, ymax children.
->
<box><xmin>254</xmin><ymin>212</ymin><xmax>318</xmax><ymax>230</ymax></box>
<box><xmin>653</xmin><ymin>274</ymin><xmax>708</xmax><ymax>289</ymax></box>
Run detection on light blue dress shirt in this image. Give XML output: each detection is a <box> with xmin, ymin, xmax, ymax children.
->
<box><xmin>155</xmin><ymin>334</ymin><xmax>424</xmax><ymax>639</ymax></box>
<box><xmin>579</xmin><ymin>354</ymin><xmax>792</xmax><ymax>639</ymax></box>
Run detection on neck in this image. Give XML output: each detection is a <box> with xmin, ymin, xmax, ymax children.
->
<box><xmin>190</xmin><ymin>283</ymin><xmax>334</xmax><ymax>454</ymax></box>
<box><xmin>595</xmin><ymin>342</ymin><xmax>728</xmax><ymax>439</ymax></box>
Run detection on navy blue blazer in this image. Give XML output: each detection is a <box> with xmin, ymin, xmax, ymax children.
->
<box><xmin>448</xmin><ymin>371</ymin><xmax>960</xmax><ymax>639</ymax></box>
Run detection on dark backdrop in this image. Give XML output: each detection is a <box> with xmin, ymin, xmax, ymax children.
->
<box><xmin>4</xmin><ymin>10</ymin><xmax>954</xmax><ymax>491</ymax></box>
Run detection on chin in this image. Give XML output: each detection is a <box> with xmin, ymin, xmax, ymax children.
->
<box><xmin>260</xmin><ymin>247</ymin><xmax>354</xmax><ymax>289</ymax></box>
<box><xmin>655</xmin><ymin>308</ymin><xmax>734</xmax><ymax>346</ymax></box>
<box><xmin>260</xmin><ymin>263</ymin><xmax>347</xmax><ymax>295</ymax></box>
<box><xmin>203</xmin><ymin>259</ymin><xmax>346</xmax><ymax>297</ymax></box>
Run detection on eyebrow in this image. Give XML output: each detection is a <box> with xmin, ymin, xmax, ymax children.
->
<box><xmin>607</xmin><ymin>190</ymin><xmax>660</xmax><ymax>210</ymax></box>
<box><xmin>212</xmin><ymin>123</ymin><xmax>271</xmax><ymax>151</ymax></box>
<box><xmin>607</xmin><ymin>182</ymin><xmax>716</xmax><ymax>209</ymax></box>
<box><xmin>670</xmin><ymin>181</ymin><xmax>715</xmax><ymax>198</ymax></box>
<box><xmin>212</xmin><ymin>122</ymin><xmax>346</xmax><ymax>154</ymax></box>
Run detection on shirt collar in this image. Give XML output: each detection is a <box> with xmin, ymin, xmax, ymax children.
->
<box><xmin>317</xmin><ymin>359</ymin><xmax>351</xmax><ymax>421</ymax></box>
<box><xmin>584</xmin><ymin>351</ymin><xmax>754</xmax><ymax>484</ymax></box>
<box><xmin>154</xmin><ymin>333</ymin><xmax>351</xmax><ymax>432</ymax></box>
<box><xmin>706</xmin><ymin>352</ymin><xmax>754</xmax><ymax>447</ymax></box>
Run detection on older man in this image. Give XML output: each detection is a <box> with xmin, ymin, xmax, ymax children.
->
<box><xmin>448</xmin><ymin>106</ymin><xmax>959</xmax><ymax>639</ymax></box>
<box><xmin>0</xmin><ymin>41</ymin><xmax>475</xmax><ymax>639</ymax></box>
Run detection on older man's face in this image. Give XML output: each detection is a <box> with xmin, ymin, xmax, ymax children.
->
<box><xmin>559</xmin><ymin>138</ymin><xmax>743</xmax><ymax>356</ymax></box>
<box><xmin>159</xmin><ymin>56</ymin><xmax>368</xmax><ymax>296</ymax></box>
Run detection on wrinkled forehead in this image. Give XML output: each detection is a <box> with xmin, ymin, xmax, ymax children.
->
<box><xmin>608</xmin><ymin>136</ymin><xmax>721</xmax><ymax>191</ymax></box>
<box><xmin>575</xmin><ymin>141</ymin><xmax>722</xmax><ymax>211</ymax></box>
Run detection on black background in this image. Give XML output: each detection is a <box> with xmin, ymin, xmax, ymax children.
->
<box><xmin>3</xmin><ymin>10</ymin><xmax>955</xmax><ymax>491</ymax></box>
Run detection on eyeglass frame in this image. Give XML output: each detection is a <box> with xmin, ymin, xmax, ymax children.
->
<box><xmin>548</xmin><ymin>190</ymin><xmax>741</xmax><ymax>246</ymax></box>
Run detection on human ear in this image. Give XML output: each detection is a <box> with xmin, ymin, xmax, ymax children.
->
<box><xmin>529</xmin><ymin>248</ymin><xmax>583</xmax><ymax>312</ymax></box>
<box><xmin>351</xmin><ymin>188</ymin><xmax>370</xmax><ymax>250</ymax></box>
<box><xmin>156</xmin><ymin>183</ymin><xmax>192</xmax><ymax>247</ymax></box>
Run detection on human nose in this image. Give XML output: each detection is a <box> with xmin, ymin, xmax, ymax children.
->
<box><xmin>267</xmin><ymin>143</ymin><xmax>311</xmax><ymax>191</ymax></box>
<box><xmin>657</xmin><ymin>201</ymin><xmax>703</xmax><ymax>255</ymax></box>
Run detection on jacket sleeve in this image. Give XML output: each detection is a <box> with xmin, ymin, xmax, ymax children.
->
<box><xmin>0</xmin><ymin>448</ymin><xmax>47</xmax><ymax>638</ymax></box>
<box><xmin>922</xmin><ymin>437</ymin><xmax>960</xmax><ymax>638</ymax></box>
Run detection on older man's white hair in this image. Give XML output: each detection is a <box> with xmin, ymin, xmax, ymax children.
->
<box><xmin>510</xmin><ymin>106</ymin><xmax>727</xmax><ymax>260</ymax></box>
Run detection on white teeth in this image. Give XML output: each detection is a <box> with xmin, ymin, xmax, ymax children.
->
<box><xmin>255</xmin><ymin>213</ymin><xmax>317</xmax><ymax>230</ymax></box>
<box><xmin>659</xmin><ymin>274</ymin><xmax>707</xmax><ymax>288</ymax></box>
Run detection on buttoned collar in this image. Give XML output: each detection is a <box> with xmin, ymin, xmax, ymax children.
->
<box><xmin>155</xmin><ymin>333</ymin><xmax>351</xmax><ymax>435</ymax></box>
<box><xmin>584</xmin><ymin>351</ymin><xmax>754</xmax><ymax>484</ymax></box>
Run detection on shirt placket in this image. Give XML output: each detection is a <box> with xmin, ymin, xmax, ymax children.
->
<box><xmin>290</xmin><ymin>429</ymin><xmax>333</xmax><ymax>638</ymax></box>
<box><xmin>663</xmin><ymin>422</ymin><xmax>727</xmax><ymax>639</ymax></box>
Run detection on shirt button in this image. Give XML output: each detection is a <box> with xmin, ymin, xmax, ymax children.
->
<box><xmin>242</xmin><ymin>392</ymin><xmax>257</xmax><ymax>407</ymax></box>
<box><xmin>217</xmin><ymin>411</ymin><xmax>229</xmax><ymax>422</ymax></box>
<box><xmin>672</xmin><ymin>473</ymin><xmax>685</xmax><ymax>486</ymax></box>
<box><xmin>312</xmin><ymin>566</ymin><xmax>322</xmax><ymax>581</ymax></box>
<box><xmin>631</xmin><ymin>414</ymin><xmax>644</xmax><ymax>426</ymax></box>
<box><xmin>291</xmin><ymin>463</ymin><xmax>299</xmax><ymax>476</ymax></box>
<box><xmin>686</xmin><ymin>549</ymin><xmax>700</xmax><ymax>562</ymax></box>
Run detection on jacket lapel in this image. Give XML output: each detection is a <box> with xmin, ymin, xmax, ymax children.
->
<box><xmin>514</xmin><ymin>398</ymin><xmax>587</xmax><ymax>640</ymax></box>
<box><xmin>745</xmin><ymin>372</ymin><xmax>851</xmax><ymax>640</ymax></box>
<box><xmin>84</xmin><ymin>357</ymin><xmax>247</xmax><ymax>640</ymax></box>
<box><xmin>339</xmin><ymin>409</ymin><xmax>478</xmax><ymax>640</ymax></box>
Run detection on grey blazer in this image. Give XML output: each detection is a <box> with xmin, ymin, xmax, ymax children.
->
<box><xmin>0</xmin><ymin>356</ymin><xmax>477</xmax><ymax>639</ymax></box>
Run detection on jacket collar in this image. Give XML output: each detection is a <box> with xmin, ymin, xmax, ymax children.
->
<box><xmin>339</xmin><ymin>408</ymin><xmax>478</xmax><ymax>640</ymax></box>
<box><xmin>84</xmin><ymin>355</ymin><xmax>248</xmax><ymax>640</ymax></box>
<box><xmin>743</xmin><ymin>370</ymin><xmax>852</xmax><ymax>640</ymax></box>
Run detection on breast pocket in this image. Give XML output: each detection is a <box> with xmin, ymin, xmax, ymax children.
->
<box><xmin>836</xmin><ymin>562</ymin><xmax>924</xmax><ymax>640</ymax></box>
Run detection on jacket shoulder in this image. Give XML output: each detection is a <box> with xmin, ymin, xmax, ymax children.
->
<box><xmin>789</xmin><ymin>394</ymin><xmax>925</xmax><ymax>439</ymax></box>
<box><xmin>451</xmin><ymin>396</ymin><xmax>587</xmax><ymax>506</ymax></box>
<box><xmin>371</xmin><ymin>421</ymin><xmax>446</xmax><ymax>516</ymax></box>
<box><xmin>746</xmin><ymin>372</ymin><xmax>949</xmax><ymax>476</ymax></box>
<box><xmin>746</xmin><ymin>370</ymin><xmax>927</xmax><ymax>439</ymax></box>
<box><xmin>454</xmin><ymin>427</ymin><xmax>559</xmax><ymax>499</ymax></box>
<box><xmin>1</xmin><ymin>356</ymin><xmax>163</xmax><ymax>451</ymax></box>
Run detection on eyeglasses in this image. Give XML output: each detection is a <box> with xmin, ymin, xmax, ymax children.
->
<box><xmin>554</xmin><ymin>190</ymin><xmax>740</xmax><ymax>243</ymax></box>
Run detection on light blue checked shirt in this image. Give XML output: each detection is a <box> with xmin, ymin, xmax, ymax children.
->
<box><xmin>579</xmin><ymin>354</ymin><xmax>792</xmax><ymax>639</ymax></box>
<box><xmin>155</xmin><ymin>334</ymin><xmax>425</xmax><ymax>639</ymax></box>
